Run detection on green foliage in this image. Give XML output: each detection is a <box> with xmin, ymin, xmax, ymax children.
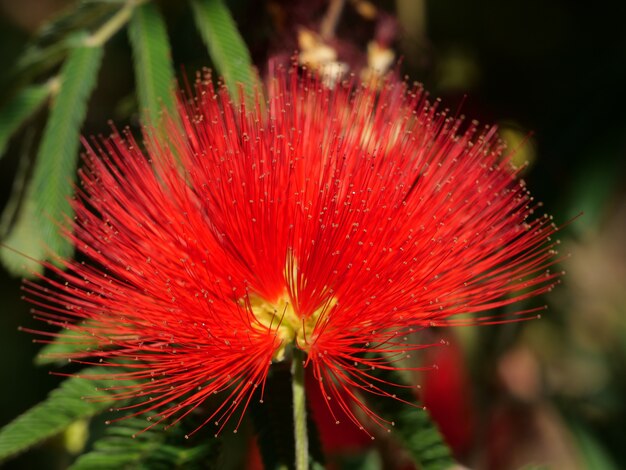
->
<box><xmin>190</xmin><ymin>0</ymin><xmax>260</xmax><ymax>105</ymax></box>
<box><xmin>365</xmin><ymin>367</ymin><xmax>456</xmax><ymax>470</ymax></box>
<box><xmin>128</xmin><ymin>2</ymin><xmax>178</xmax><ymax>127</ymax></box>
<box><xmin>0</xmin><ymin>103</ymin><xmax>45</xmax><ymax>274</ymax></box>
<box><xmin>569</xmin><ymin>421</ymin><xmax>620</xmax><ymax>470</ymax></box>
<box><xmin>0</xmin><ymin>128</ymin><xmax>36</xmax><ymax>238</ymax></box>
<box><xmin>68</xmin><ymin>417</ymin><xmax>220</xmax><ymax>470</ymax></box>
<box><xmin>0</xmin><ymin>40</ymin><xmax>103</xmax><ymax>276</ymax></box>
<box><xmin>0</xmin><ymin>197</ymin><xmax>47</xmax><ymax>274</ymax></box>
<box><xmin>0</xmin><ymin>368</ymin><xmax>132</xmax><ymax>463</ymax></box>
<box><xmin>0</xmin><ymin>84</ymin><xmax>50</xmax><ymax>159</ymax></box>
<box><xmin>31</xmin><ymin>42</ymin><xmax>103</xmax><ymax>250</ymax></box>
<box><xmin>7</xmin><ymin>1</ymin><xmax>118</xmax><ymax>86</ymax></box>
<box><xmin>0</xmin><ymin>0</ymin><xmax>263</xmax><ymax>276</ymax></box>
<box><xmin>34</xmin><ymin>323</ymin><xmax>100</xmax><ymax>367</ymax></box>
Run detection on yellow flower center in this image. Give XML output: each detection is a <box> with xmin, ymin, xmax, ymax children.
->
<box><xmin>248</xmin><ymin>291</ymin><xmax>335</xmax><ymax>361</ymax></box>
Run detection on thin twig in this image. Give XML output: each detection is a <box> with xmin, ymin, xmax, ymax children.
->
<box><xmin>320</xmin><ymin>0</ymin><xmax>346</xmax><ymax>40</ymax></box>
<box><xmin>84</xmin><ymin>0</ymin><xmax>147</xmax><ymax>47</ymax></box>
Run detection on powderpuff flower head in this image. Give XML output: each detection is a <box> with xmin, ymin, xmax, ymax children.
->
<box><xmin>25</xmin><ymin>68</ymin><xmax>559</xmax><ymax>438</ymax></box>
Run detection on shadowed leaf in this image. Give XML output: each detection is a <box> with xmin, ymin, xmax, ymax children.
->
<box><xmin>190</xmin><ymin>0</ymin><xmax>260</xmax><ymax>105</ymax></box>
<box><xmin>34</xmin><ymin>321</ymin><xmax>101</xmax><ymax>367</ymax></box>
<box><xmin>68</xmin><ymin>417</ymin><xmax>220</xmax><ymax>470</ymax></box>
<box><xmin>0</xmin><ymin>39</ymin><xmax>103</xmax><ymax>276</ymax></box>
<box><xmin>0</xmin><ymin>368</ymin><xmax>134</xmax><ymax>463</ymax></box>
<box><xmin>0</xmin><ymin>84</ymin><xmax>50</xmax><ymax>159</ymax></box>
<box><xmin>128</xmin><ymin>2</ymin><xmax>178</xmax><ymax>127</ymax></box>
<box><xmin>365</xmin><ymin>367</ymin><xmax>456</xmax><ymax>470</ymax></box>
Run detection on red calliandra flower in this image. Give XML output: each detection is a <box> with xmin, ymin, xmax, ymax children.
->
<box><xmin>23</xmin><ymin>68</ymin><xmax>560</xmax><ymax>438</ymax></box>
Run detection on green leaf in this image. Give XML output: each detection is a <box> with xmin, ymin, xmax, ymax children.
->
<box><xmin>0</xmin><ymin>40</ymin><xmax>103</xmax><ymax>276</ymax></box>
<box><xmin>69</xmin><ymin>417</ymin><xmax>220</xmax><ymax>470</ymax></box>
<box><xmin>190</xmin><ymin>0</ymin><xmax>260</xmax><ymax>105</ymax></box>
<box><xmin>0</xmin><ymin>84</ymin><xmax>50</xmax><ymax>159</ymax></box>
<box><xmin>128</xmin><ymin>2</ymin><xmax>178</xmax><ymax>127</ymax></box>
<box><xmin>0</xmin><ymin>125</ymin><xmax>39</xmax><ymax>274</ymax></box>
<box><xmin>0</xmin><ymin>368</ymin><xmax>132</xmax><ymax>463</ymax></box>
<box><xmin>569</xmin><ymin>421</ymin><xmax>619</xmax><ymax>470</ymax></box>
<box><xmin>0</xmin><ymin>197</ymin><xmax>48</xmax><ymax>275</ymax></box>
<box><xmin>0</xmin><ymin>127</ymin><xmax>37</xmax><ymax>239</ymax></box>
<box><xmin>365</xmin><ymin>367</ymin><xmax>456</xmax><ymax>470</ymax></box>
<box><xmin>34</xmin><ymin>322</ymin><xmax>100</xmax><ymax>367</ymax></box>
<box><xmin>34</xmin><ymin>333</ymin><xmax>83</xmax><ymax>366</ymax></box>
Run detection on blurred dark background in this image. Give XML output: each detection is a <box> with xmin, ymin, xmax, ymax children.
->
<box><xmin>1</xmin><ymin>0</ymin><xmax>625</xmax><ymax>468</ymax></box>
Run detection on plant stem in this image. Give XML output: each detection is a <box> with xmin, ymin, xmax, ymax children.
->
<box><xmin>319</xmin><ymin>0</ymin><xmax>346</xmax><ymax>40</ymax></box>
<box><xmin>84</xmin><ymin>0</ymin><xmax>147</xmax><ymax>47</ymax></box>
<box><xmin>291</xmin><ymin>348</ymin><xmax>308</xmax><ymax>470</ymax></box>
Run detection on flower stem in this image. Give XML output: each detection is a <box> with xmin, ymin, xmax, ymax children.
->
<box><xmin>291</xmin><ymin>348</ymin><xmax>308</xmax><ymax>470</ymax></box>
<box><xmin>319</xmin><ymin>0</ymin><xmax>346</xmax><ymax>40</ymax></box>
<box><xmin>84</xmin><ymin>0</ymin><xmax>147</xmax><ymax>47</ymax></box>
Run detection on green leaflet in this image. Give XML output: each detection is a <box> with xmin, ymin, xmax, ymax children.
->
<box><xmin>0</xmin><ymin>84</ymin><xmax>50</xmax><ymax>159</ymax></box>
<box><xmin>34</xmin><ymin>334</ymin><xmax>84</xmax><ymax>366</ymax></box>
<box><xmin>0</xmin><ymin>368</ymin><xmax>132</xmax><ymax>463</ymax></box>
<box><xmin>190</xmin><ymin>0</ymin><xmax>260</xmax><ymax>105</ymax></box>
<box><xmin>569</xmin><ymin>420</ymin><xmax>619</xmax><ymax>470</ymax></box>
<box><xmin>0</xmin><ymin>40</ymin><xmax>103</xmax><ymax>276</ymax></box>
<box><xmin>34</xmin><ymin>322</ymin><xmax>100</xmax><ymax>367</ymax></box>
<box><xmin>68</xmin><ymin>417</ymin><xmax>220</xmax><ymax>470</ymax></box>
<box><xmin>128</xmin><ymin>2</ymin><xmax>178</xmax><ymax>128</ymax></box>
<box><xmin>0</xmin><ymin>128</ymin><xmax>37</xmax><ymax>239</ymax></box>
<box><xmin>0</xmin><ymin>197</ymin><xmax>48</xmax><ymax>275</ymax></box>
<box><xmin>365</xmin><ymin>367</ymin><xmax>456</xmax><ymax>470</ymax></box>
